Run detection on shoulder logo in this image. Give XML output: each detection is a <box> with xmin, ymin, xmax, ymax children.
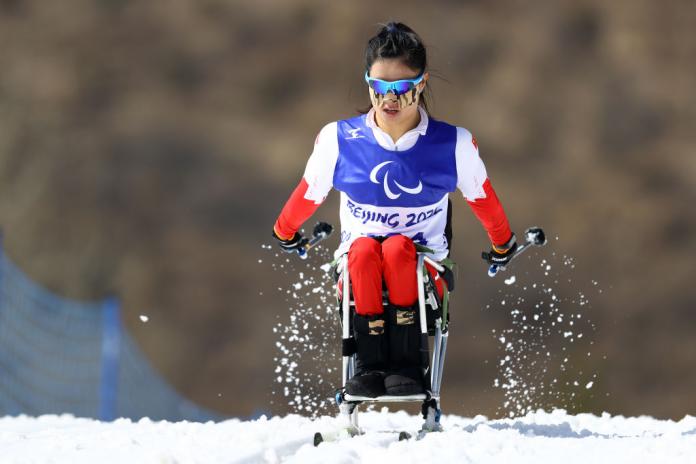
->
<box><xmin>346</xmin><ymin>128</ymin><xmax>365</xmax><ymax>140</ymax></box>
<box><xmin>369</xmin><ymin>161</ymin><xmax>423</xmax><ymax>200</ymax></box>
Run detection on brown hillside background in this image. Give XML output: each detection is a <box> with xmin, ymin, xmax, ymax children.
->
<box><xmin>0</xmin><ymin>0</ymin><xmax>694</xmax><ymax>418</ymax></box>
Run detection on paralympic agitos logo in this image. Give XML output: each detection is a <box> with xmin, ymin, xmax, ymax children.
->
<box><xmin>369</xmin><ymin>161</ymin><xmax>423</xmax><ymax>200</ymax></box>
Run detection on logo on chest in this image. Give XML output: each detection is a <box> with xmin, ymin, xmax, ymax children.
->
<box><xmin>346</xmin><ymin>128</ymin><xmax>365</xmax><ymax>140</ymax></box>
<box><xmin>369</xmin><ymin>161</ymin><xmax>423</xmax><ymax>200</ymax></box>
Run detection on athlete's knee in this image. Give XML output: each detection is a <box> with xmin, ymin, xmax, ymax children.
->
<box><xmin>381</xmin><ymin>234</ymin><xmax>416</xmax><ymax>260</ymax></box>
<box><xmin>348</xmin><ymin>237</ymin><xmax>382</xmax><ymax>267</ymax></box>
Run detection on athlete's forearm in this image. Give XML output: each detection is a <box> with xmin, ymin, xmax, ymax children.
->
<box><xmin>466</xmin><ymin>179</ymin><xmax>512</xmax><ymax>246</ymax></box>
<box><xmin>273</xmin><ymin>178</ymin><xmax>321</xmax><ymax>240</ymax></box>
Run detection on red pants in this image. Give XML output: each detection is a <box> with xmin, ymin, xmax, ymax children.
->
<box><xmin>346</xmin><ymin>235</ymin><xmax>445</xmax><ymax>316</ymax></box>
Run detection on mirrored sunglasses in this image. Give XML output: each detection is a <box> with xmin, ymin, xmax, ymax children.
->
<box><xmin>364</xmin><ymin>72</ymin><xmax>425</xmax><ymax>96</ymax></box>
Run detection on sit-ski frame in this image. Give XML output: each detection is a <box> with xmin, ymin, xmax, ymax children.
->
<box><xmin>334</xmin><ymin>253</ymin><xmax>450</xmax><ymax>434</ymax></box>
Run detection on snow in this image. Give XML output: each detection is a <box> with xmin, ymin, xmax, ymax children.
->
<box><xmin>1</xmin><ymin>409</ymin><xmax>695</xmax><ymax>463</ymax></box>
<box><xmin>267</xmin><ymin>245</ymin><xmax>339</xmax><ymax>416</ymax></box>
<box><xmin>486</xmin><ymin>248</ymin><xmax>603</xmax><ymax>417</ymax></box>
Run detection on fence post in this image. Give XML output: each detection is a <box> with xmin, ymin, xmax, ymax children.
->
<box><xmin>99</xmin><ymin>296</ymin><xmax>121</xmax><ymax>421</ymax></box>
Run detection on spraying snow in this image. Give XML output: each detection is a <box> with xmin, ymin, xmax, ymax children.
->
<box><xmin>486</xmin><ymin>241</ymin><xmax>602</xmax><ymax>417</ymax></box>
<box><xmin>265</xmin><ymin>244</ymin><xmax>340</xmax><ymax>416</ymax></box>
<box><xmin>266</xmin><ymin>236</ymin><xmax>605</xmax><ymax>420</ymax></box>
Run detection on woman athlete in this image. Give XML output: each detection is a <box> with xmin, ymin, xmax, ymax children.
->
<box><xmin>272</xmin><ymin>22</ymin><xmax>516</xmax><ymax>398</ymax></box>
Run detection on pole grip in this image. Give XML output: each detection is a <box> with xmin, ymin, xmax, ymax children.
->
<box><xmin>485</xmin><ymin>227</ymin><xmax>546</xmax><ymax>277</ymax></box>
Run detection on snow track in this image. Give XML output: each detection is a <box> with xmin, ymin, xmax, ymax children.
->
<box><xmin>1</xmin><ymin>409</ymin><xmax>695</xmax><ymax>463</ymax></box>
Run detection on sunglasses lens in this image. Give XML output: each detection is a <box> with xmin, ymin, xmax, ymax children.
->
<box><xmin>392</xmin><ymin>82</ymin><xmax>414</xmax><ymax>95</ymax></box>
<box><xmin>369</xmin><ymin>79</ymin><xmax>415</xmax><ymax>96</ymax></box>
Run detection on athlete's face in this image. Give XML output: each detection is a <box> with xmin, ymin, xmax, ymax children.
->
<box><xmin>367</xmin><ymin>59</ymin><xmax>428</xmax><ymax>124</ymax></box>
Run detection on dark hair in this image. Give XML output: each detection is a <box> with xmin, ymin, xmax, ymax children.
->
<box><xmin>362</xmin><ymin>22</ymin><xmax>431</xmax><ymax>114</ymax></box>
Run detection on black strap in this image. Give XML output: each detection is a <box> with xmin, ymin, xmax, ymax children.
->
<box><xmin>440</xmin><ymin>266</ymin><xmax>455</xmax><ymax>292</ymax></box>
<box><xmin>445</xmin><ymin>198</ymin><xmax>453</xmax><ymax>255</ymax></box>
<box><xmin>342</xmin><ymin>337</ymin><xmax>357</xmax><ymax>356</ymax></box>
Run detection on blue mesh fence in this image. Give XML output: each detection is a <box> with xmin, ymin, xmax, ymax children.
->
<box><xmin>0</xmin><ymin>246</ymin><xmax>223</xmax><ymax>422</ymax></box>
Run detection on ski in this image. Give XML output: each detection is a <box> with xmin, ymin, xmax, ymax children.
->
<box><xmin>398</xmin><ymin>431</ymin><xmax>412</xmax><ymax>441</ymax></box>
<box><xmin>312</xmin><ymin>429</ymin><xmax>414</xmax><ymax>446</ymax></box>
<box><xmin>312</xmin><ymin>425</ymin><xmax>360</xmax><ymax>446</ymax></box>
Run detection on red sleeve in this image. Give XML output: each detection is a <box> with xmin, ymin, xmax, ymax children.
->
<box><xmin>273</xmin><ymin>178</ymin><xmax>321</xmax><ymax>240</ymax></box>
<box><xmin>466</xmin><ymin>178</ymin><xmax>513</xmax><ymax>246</ymax></box>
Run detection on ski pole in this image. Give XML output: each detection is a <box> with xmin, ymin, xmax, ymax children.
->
<box><xmin>297</xmin><ymin>222</ymin><xmax>334</xmax><ymax>259</ymax></box>
<box><xmin>486</xmin><ymin>227</ymin><xmax>547</xmax><ymax>277</ymax></box>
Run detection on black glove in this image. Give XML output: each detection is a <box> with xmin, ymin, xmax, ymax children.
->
<box><xmin>482</xmin><ymin>234</ymin><xmax>517</xmax><ymax>267</ymax></box>
<box><xmin>272</xmin><ymin>229</ymin><xmax>308</xmax><ymax>254</ymax></box>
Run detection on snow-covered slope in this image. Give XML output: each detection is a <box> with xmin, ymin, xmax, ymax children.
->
<box><xmin>1</xmin><ymin>409</ymin><xmax>695</xmax><ymax>463</ymax></box>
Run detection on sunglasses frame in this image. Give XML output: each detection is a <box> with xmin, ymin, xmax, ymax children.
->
<box><xmin>364</xmin><ymin>72</ymin><xmax>425</xmax><ymax>96</ymax></box>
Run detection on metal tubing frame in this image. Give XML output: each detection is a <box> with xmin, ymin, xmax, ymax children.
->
<box><xmin>344</xmin><ymin>393</ymin><xmax>432</xmax><ymax>402</ymax></box>
<box><xmin>431</xmin><ymin>320</ymin><xmax>442</xmax><ymax>393</ymax></box>
<box><xmin>423</xmin><ymin>255</ymin><xmax>445</xmax><ymax>273</ymax></box>
<box><xmin>436</xmin><ymin>333</ymin><xmax>448</xmax><ymax>394</ymax></box>
<box><xmin>416</xmin><ymin>255</ymin><xmax>428</xmax><ymax>336</ymax></box>
<box><xmin>341</xmin><ymin>257</ymin><xmax>351</xmax><ymax>391</ymax></box>
<box><xmin>339</xmin><ymin>257</ymin><xmax>361</xmax><ymax>431</ymax></box>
